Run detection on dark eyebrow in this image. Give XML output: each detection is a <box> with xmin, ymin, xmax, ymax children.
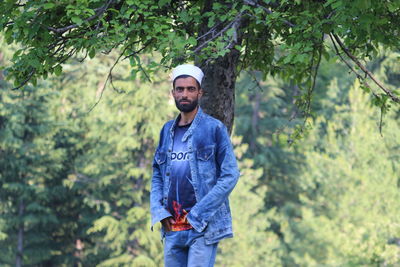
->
<box><xmin>175</xmin><ymin>86</ymin><xmax>197</xmax><ymax>90</ymax></box>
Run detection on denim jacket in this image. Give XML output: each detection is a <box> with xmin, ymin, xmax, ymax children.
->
<box><xmin>150</xmin><ymin>107</ymin><xmax>240</xmax><ymax>245</ymax></box>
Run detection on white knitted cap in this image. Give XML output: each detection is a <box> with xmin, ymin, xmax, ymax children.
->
<box><xmin>172</xmin><ymin>64</ymin><xmax>204</xmax><ymax>86</ymax></box>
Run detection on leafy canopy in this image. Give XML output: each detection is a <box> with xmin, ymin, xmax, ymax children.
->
<box><xmin>0</xmin><ymin>0</ymin><xmax>399</xmax><ymax>108</ymax></box>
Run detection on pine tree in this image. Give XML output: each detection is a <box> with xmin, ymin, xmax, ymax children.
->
<box><xmin>55</xmin><ymin>54</ymin><xmax>174</xmax><ymax>265</ymax></box>
<box><xmin>0</xmin><ymin>84</ymin><xmax>84</xmax><ymax>265</ymax></box>
<box><xmin>216</xmin><ymin>137</ymin><xmax>282</xmax><ymax>266</ymax></box>
<box><xmin>281</xmin><ymin>80</ymin><xmax>400</xmax><ymax>266</ymax></box>
<box><xmin>0</xmin><ymin>39</ymin><xmax>99</xmax><ymax>266</ymax></box>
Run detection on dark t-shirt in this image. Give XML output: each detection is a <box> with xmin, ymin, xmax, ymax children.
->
<box><xmin>167</xmin><ymin>123</ymin><xmax>196</xmax><ymax>231</ymax></box>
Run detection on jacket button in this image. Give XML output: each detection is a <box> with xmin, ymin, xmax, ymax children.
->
<box><xmin>166</xmin><ymin>172</ymin><xmax>170</xmax><ymax>176</ymax></box>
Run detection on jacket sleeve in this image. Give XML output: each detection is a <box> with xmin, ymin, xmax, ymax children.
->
<box><xmin>150</xmin><ymin>125</ymin><xmax>172</xmax><ymax>230</ymax></box>
<box><xmin>187</xmin><ymin>124</ymin><xmax>240</xmax><ymax>232</ymax></box>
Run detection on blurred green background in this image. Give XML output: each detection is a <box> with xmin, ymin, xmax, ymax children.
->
<box><xmin>1</xmin><ymin>36</ymin><xmax>399</xmax><ymax>266</ymax></box>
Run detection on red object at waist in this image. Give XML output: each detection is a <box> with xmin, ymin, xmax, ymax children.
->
<box><xmin>171</xmin><ymin>223</ymin><xmax>193</xmax><ymax>231</ymax></box>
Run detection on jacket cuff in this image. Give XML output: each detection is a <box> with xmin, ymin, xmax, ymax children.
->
<box><xmin>151</xmin><ymin>208</ymin><xmax>172</xmax><ymax>231</ymax></box>
<box><xmin>187</xmin><ymin>211</ymin><xmax>207</xmax><ymax>233</ymax></box>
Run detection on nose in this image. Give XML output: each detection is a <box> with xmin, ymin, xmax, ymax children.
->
<box><xmin>182</xmin><ymin>88</ymin><xmax>188</xmax><ymax>97</ymax></box>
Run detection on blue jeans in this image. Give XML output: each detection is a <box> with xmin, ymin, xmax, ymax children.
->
<box><xmin>164</xmin><ymin>229</ymin><xmax>218</xmax><ymax>267</ymax></box>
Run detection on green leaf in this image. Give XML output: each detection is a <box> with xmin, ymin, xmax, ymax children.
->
<box><xmin>322</xmin><ymin>49</ymin><xmax>330</xmax><ymax>61</ymax></box>
<box><xmin>89</xmin><ymin>48</ymin><xmax>96</xmax><ymax>59</ymax></box>
<box><xmin>31</xmin><ymin>77</ymin><xmax>37</xmax><ymax>86</ymax></box>
<box><xmin>357</xmin><ymin>0</ymin><xmax>371</xmax><ymax>10</ymax></box>
<box><xmin>158</xmin><ymin>0</ymin><xmax>171</xmax><ymax>7</ymax></box>
<box><xmin>180</xmin><ymin>10</ymin><xmax>189</xmax><ymax>23</ymax></box>
<box><xmin>54</xmin><ymin>65</ymin><xmax>62</xmax><ymax>76</ymax></box>
<box><xmin>43</xmin><ymin>3</ymin><xmax>55</xmax><ymax>9</ymax></box>
<box><xmin>387</xmin><ymin>3</ymin><xmax>398</xmax><ymax>12</ymax></box>
<box><xmin>208</xmin><ymin>16</ymin><xmax>215</xmax><ymax>28</ymax></box>
<box><xmin>331</xmin><ymin>1</ymin><xmax>343</xmax><ymax>9</ymax></box>
<box><xmin>71</xmin><ymin>16</ymin><xmax>83</xmax><ymax>25</ymax></box>
<box><xmin>5</xmin><ymin>28</ymin><xmax>13</xmax><ymax>44</ymax></box>
<box><xmin>186</xmin><ymin>37</ymin><xmax>197</xmax><ymax>46</ymax></box>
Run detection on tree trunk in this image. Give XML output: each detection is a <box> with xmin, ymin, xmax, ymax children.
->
<box><xmin>15</xmin><ymin>199</ymin><xmax>24</xmax><ymax>267</ymax></box>
<box><xmin>199</xmin><ymin>51</ymin><xmax>241</xmax><ymax>135</ymax></box>
<box><xmin>195</xmin><ymin>1</ymin><xmax>246</xmax><ymax>135</ymax></box>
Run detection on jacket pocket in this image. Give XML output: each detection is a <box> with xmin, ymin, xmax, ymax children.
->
<box><xmin>155</xmin><ymin>150</ymin><xmax>167</xmax><ymax>165</ymax></box>
<box><xmin>197</xmin><ymin>145</ymin><xmax>215</xmax><ymax>161</ymax></box>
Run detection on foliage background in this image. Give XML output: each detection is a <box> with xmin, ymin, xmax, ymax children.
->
<box><xmin>1</xmin><ymin>33</ymin><xmax>400</xmax><ymax>266</ymax></box>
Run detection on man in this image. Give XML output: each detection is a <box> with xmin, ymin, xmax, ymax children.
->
<box><xmin>150</xmin><ymin>64</ymin><xmax>240</xmax><ymax>267</ymax></box>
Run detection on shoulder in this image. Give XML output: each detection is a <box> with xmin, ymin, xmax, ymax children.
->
<box><xmin>198</xmin><ymin>112</ymin><xmax>230</xmax><ymax>144</ymax></box>
<box><xmin>200</xmin><ymin>112</ymin><xmax>225</xmax><ymax>130</ymax></box>
<box><xmin>160</xmin><ymin>119</ymin><xmax>174</xmax><ymax>132</ymax></box>
<box><xmin>164</xmin><ymin>119</ymin><xmax>175</xmax><ymax>129</ymax></box>
<box><xmin>158</xmin><ymin>119</ymin><xmax>174</xmax><ymax>141</ymax></box>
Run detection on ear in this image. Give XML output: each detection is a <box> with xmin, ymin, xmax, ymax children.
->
<box><xmin>198</xmin><ymin>88</ymin><xmax>203</xmax><ymax>98</ymax></box>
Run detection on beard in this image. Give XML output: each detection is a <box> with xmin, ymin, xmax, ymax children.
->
<box><xmin>174</xmin><ymin>98</ymin><xmax>199</xmax><ymax>113</ymax></box>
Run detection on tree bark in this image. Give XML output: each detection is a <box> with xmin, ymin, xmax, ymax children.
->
<box><xmin>195</xmin><ymin>1</ymin><xmax>246</xmax><ymax>134</ymax></box>
<box><xmin>199</xmin><ymin>50</ymin><xmax>241</xmax><ymax>135</ymax></box>
<box><xmin>15</xmin><ymin>199</ymin><xmax>24</xmax><ymax>267</ymax></box>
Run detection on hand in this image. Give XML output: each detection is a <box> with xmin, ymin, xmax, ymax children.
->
<box><xmin>161</xmin><ymin>217</ymin><xmax>175</xmax><ymax>232</ymax></box>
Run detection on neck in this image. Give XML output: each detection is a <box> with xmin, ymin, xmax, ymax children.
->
<box><xmin>179</xmin><ymin>106</ymin><xmax>199</xmax><ymax>126</ymax></box>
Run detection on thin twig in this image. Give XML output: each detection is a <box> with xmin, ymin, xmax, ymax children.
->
<box><xmin>78</xmin><ymin>50</ymin><xmax>89</xmax><ymax>62</ymax></box>
<box><xmin>329</xmin><ymin>34</ymin><xmax>363</xmax><ymax>79</ymax></box>
<box><xmin>379</xmin><ymin>105</ymin><xmax>384</xmax><ymax>137</ymax></box>
<box><xmin>329</xmin><ymin>33</ymin><xmax>377</xmax><ymax>94</ymax></box>
<box><xmin>12</xmin><ymin>70</ymin><xmax>35</xmax><ymax>90</ymax></box>
<box><xmin>193</xmin><ymin>12</ymin><xmax>244</xmax><ymax>54</ymax></box>
<box><xmin>86</xmin><ymin>45</ymin><xmax>128</xmax><ymax>113</ymax></box>
<box><xmin>224</xmin><ymin>16</ymin><xmax>241</xmax><ymax>50</ymax></box>
<box><xmin>330</xmin><ymin>33</ymin><xmax>388</xmax><ymax>135</ymax></box>
<box><xmin>243</xmin><ymin>0</ymin><xmax>296</xmax><ymax>27</ymax></box>
<box><xmin>137</xmin><ymin>63</ymin><xmax>152</xmax><ymax>83</ymax></box>
<box><xmin>3</xmin><ymin>21</ymin><xmax>14</xmax><ymax>27</ymax></box>
<box><xmin>331</xmin><ymin>33</ymin><xmax>400</xmax><ymax>103</ymax></box>
<box><xmin>109</xmin><ymin>73</ymin><xmax>125</xmax><ymax>93</ymax></box>
<box><xmin>196</xmin><ymin>21</ymin><xmax>223</xmax><ymax>41</ymax></box>
<box><xmin>122</xmin><ymin>41</ymin><xmax>149</xmax><ymax>60</ymax></box>
<box><xmin>246</xmin><ymin>70</ymin><xmax>263</xmax><ymax>92</ymax></box>
<box><xmin>365</xmin><ymin>79</ymin><xmax>386</xmax><ymax>137</ymax></box>
<box><xmin>304</xmin><ymin>39</ymin><xmax>323</xmax><ymax>116</ymax></box>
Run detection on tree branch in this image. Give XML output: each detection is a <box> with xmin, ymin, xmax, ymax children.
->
<box><xmin>86</xmin><ymin>40</ymin><xmax>152</xmax><ymax>113</ymax></box>
<box><xmin>331</xmin><ymin>33</ymin><xmax>400</xmax><ymax>103</ymax></box>
<box><xmin>86</xmin><ymin>45</ymin><xmax>128</xmax><ymax>113</ymax></box>
<box><xmin>304</xmin><ymin>39</ymin><xmax>323</xmax><ymax>116</ymax></box>
<box><xmin>12</xmin><ymin>70</ymin><xmax>35</xmax><ymax>90</ymax></box>
<box><xmin>196</xmin><ymin>21</ymin><xmax>224</xmax><ymax>42</ymax></box>
<box><xmin>47</xmin><ymin>0</ymin><xmax>114</xmax><ymax>34</ymax></box>
<box><xmin>243</xmin><ymin>0</ymin><xmax>296</xmax><ymax>28</ymax></box>
<box><xmin>193</xmin><ymin>12</ymin><xmax>244</xmax><ymax>54</ymax></box>
<box><xmin>246</xmin><ymin>70</ymin><xmax>264</xmax><ymax>92</ymax></box>
<box><xmin>329</xmin><ymin>34</ymin><xmax>363</xmax><ymax>79</ymax></box>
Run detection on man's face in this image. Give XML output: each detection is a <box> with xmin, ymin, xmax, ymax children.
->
<box><xmin>172</xmin><ymin>77</ymin><xmax>203</xmax><ymax>113</ymax></box>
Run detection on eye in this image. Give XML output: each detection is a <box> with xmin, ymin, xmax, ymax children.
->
<box><xmin>188</xmin><ymin>87</ymin><xmax>196</xmax><ymax>92</ymax></box>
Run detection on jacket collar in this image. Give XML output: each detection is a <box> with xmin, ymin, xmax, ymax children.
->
<box><xmin>170</xmin><ymin>106</ymin><xmax>204</xmax><ymax>142</ymax></box>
